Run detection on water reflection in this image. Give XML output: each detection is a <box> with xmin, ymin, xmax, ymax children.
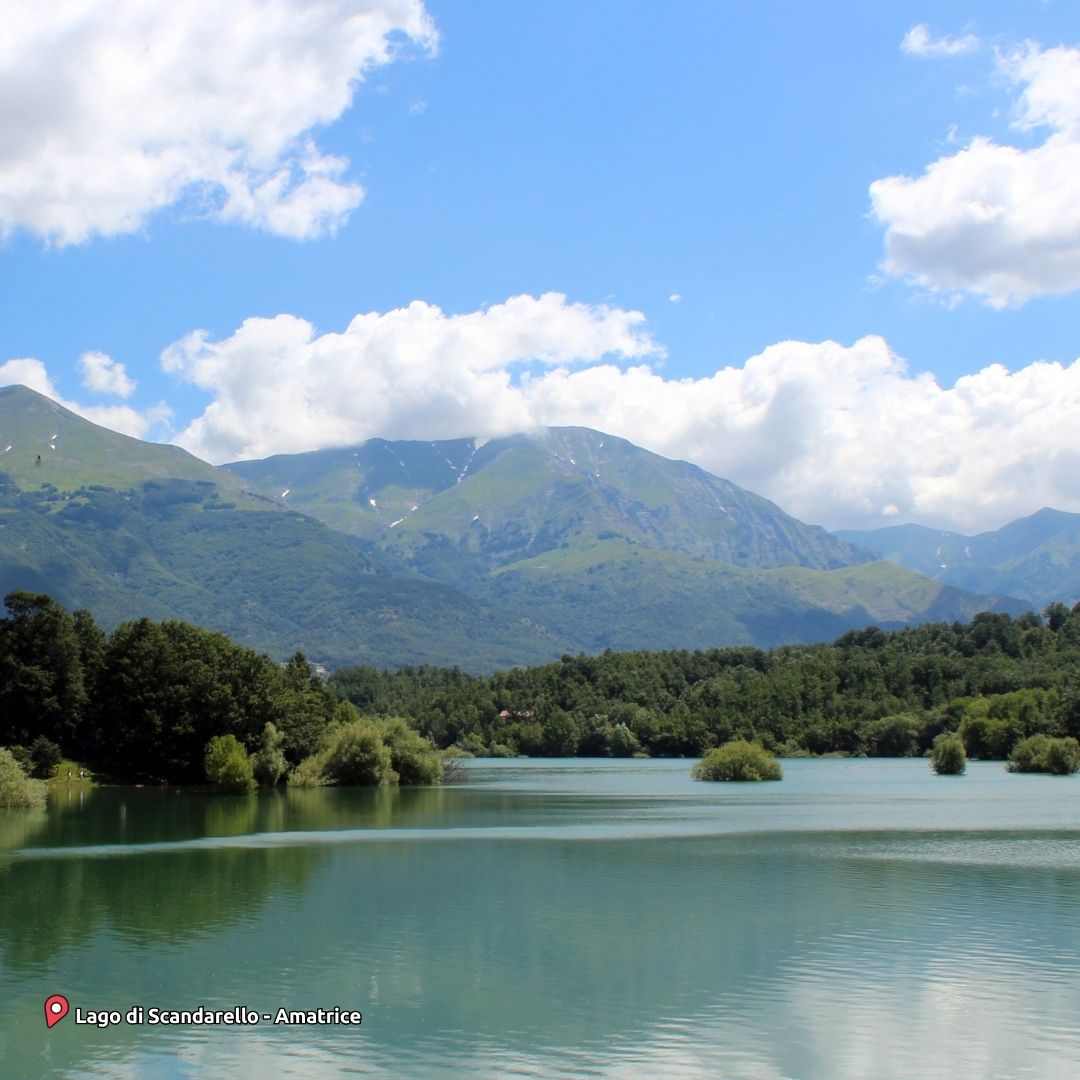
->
<box><xmin>1</xmin><ymin>762</ymin><xmax>1079</xmax><ymax>1078</ymax></box>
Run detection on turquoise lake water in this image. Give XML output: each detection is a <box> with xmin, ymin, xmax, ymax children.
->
<box><xmin>1</xmin><ymin>758</ymin><xmax>1079</xmax><ymax>1078</ymax></box>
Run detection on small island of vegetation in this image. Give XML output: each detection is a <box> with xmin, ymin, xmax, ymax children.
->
<box><xmin>692</xmin><ymin>740</ymin><xmax>783</xmax><ymax>781</ymax></box>
<box><xmin>1006</xmin><ymin>734</ymin><xmax>1080</xmax><ymax>775</ymax></box>
<box><xmin>930</xmin><ymin>732</ymin><xmax>967</xmax><ymax>775</ymax></box>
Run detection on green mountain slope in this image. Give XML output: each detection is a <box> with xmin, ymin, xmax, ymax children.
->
<box><xmin>0</xmin><ymin>480</ymin><xmax>565</xmax><ymax>669</ymax></box>
<box><xmin>228</xmin><ymin>427</ymin><xmax>1026</xmax><ymax>652</ymax></box>
<box><xmin>228</xmin><ymin>427</ymin><xmax>871</xmax><ymax>571</ymax></box>
<box><xmin>484</xmin><ymin>541</ymin><xmax>1024</xmax><ymax>653</ymax></box>
<box><xmin>0</xmin><ymin>386</ymin><xmax>1029</xmax><ymax>667</ymax></box>
<box><xmin>0</xmin><ymin>387</ymin><xmax>566</xmax><ymax>669</ymax></box>
<box><xmin>0</xmin><ymin>384</ymin><xmax>258</xmax><ymax>499</ymax></box>
<box><xmin>837</xmin><ymin>508</ymin><xmax>1080</xmax><ymax>607</ymax></box>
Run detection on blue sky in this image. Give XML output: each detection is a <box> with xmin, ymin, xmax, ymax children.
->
<box><xmin>3</xmin><ymin>1</ymin><xmax>1080</xmax><ymax>532</ymax></box>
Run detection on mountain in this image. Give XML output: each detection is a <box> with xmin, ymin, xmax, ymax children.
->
<box><xmin>226</xmin><ymin>427</ymin><xmax>872</xmax><ymax>571</ymax></box>
<box><xmin>0</xmin><ymin>387</ymin><xmax>564</xmax><ymax>669</ymax></box>
<box><xmin>0</xmin><ymin>384</ymin><xmax>254</xmax><ymax>498</ymax></box>
<box><xmin>226</xmin><ymin>427</ymin><xmax>1027</xmax><ymax>651</ymax></box>
<box><xmin>0</xmin><ymin>386</ymin><xmax>1027</xmax><ymax>667</ymax></box>
<box><xmin>836</xmin><ymin>508</ymin><xmax>1080</xmax><ymax>608</ymax></box>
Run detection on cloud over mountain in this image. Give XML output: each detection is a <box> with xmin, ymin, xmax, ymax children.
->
<box><xmin>0</xmin><ymin>357</ymin><xmax>169</xmax><ymax>437</ymax></box>
<box><xmin>0</xmin><ymin>1</ymin><xmax>435</xmax><ymax>244</ymax></box>
<box><xmin>152</xmin><ymin>297</ymin><xmax>1080</xmax><ymax>534</ymax></box>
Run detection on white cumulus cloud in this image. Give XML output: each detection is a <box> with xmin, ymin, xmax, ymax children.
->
<box><xmin>161</xmin><ymin>293</ymin><xmax>663</xmax><ymax>462</ymax></box>
<box><xmin>901</xmin><ymin>25</ymin><xmax>980</xmax><ymax>59</ymax></box>
<box><xmin>872</xmin><ymin>40</ymin><xmax>1080</xmax><ymax>306</ymax></box>
<box><xmin>158</xmin><ymin>296</ymin><xmax>1080</xmax><ymax>533</ymax></box>
<box><xmin>0</xmin><ymin>0</ymin><xmax>436</xmax><ymax>245</ymax></box>
<box><xmin>0</xmin><ymin>357</ymin><xmax>170</xmax><ymax>437</ymax></box>
<box><xmin>78</xmin><ymin>351</ymin><xmax>136</xmax><ymax>398</ymax></box>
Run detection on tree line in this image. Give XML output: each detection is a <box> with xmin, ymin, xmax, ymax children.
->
<box><xmin>5</xmin><ymin>591</ymin><xmax>1080</xmax><ymax>782</ymax></box>
<box><xmin>329</xmin><ymin>605</ymin><xmax>1080</xmax><ymax>760</ymax></box>
<box><xmin>0</xmin><ymin>591</ymin><xmax>439</xmax><ymax>787</ymax></box>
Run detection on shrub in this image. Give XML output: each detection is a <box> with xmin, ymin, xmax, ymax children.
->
<box><xmin>288</xmin><ymin>754</ymin><xmax>331</xmax><ymax>787</ymax></box>
<box><xmin>692</xmin><ymin>740</ymin><xmax>782</xmax><ymax>782</ymax></box>
<box><xmin>930</xmin><ymin>732</ymin><xmax>966</xmax><ymax>775</ymax></box>
<box><xmin>0</xmin><ymin>747</ymin><xmax>47</xmax><ymax>809</ymax></box>
<box><xmin>204</xmin><ymin>735</ymin><xmax>256</xmax><ymax>794</ymax></box>
<box><xmin>321</xmin><ymin>721</ymin><xmax>396</xmax><ymax>786</ymax></box>
<box><xmin>378</xmin><ymin>718</ymin><xmax>443</xmax><ymax>785</ymax></box>
<box><xmin>1007</xmin><ymin>735</ymin><xmax>1080</xmax><ymax>775</ymax></box>
<box><xmin>252</xmin><ymin>722</ymin><xmax>288</xmax><ymax>787</ymax></box>
<box><xmin>1043</xmin><ymin>737</ymin><xmax>1080</xmax><ymax>776</ymax></box>
<box><xmin>6</xmin><ymin>744</ymin><xmax>34</xmax><ymax>775</ymax></box>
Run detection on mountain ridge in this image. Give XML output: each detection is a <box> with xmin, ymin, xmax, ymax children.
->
<box><xmin>836</xmin><ymin>507</ymin><xmax>1080</xmax><ymax>608</ymax></box>
<box><xmin>0</xmin><ymin>384</ymin><xmax>1031</xmax><ymax>668</ymax></box>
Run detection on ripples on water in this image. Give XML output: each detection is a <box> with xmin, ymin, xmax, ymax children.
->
<box><xmin>1</xmin><ymin>758</ymin><xmax>1078</xmax><ymax>1079</ymax></box>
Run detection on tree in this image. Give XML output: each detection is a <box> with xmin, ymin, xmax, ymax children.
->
<box><xmin>378</xmin><ymin>718</ymin><xmax>443</xmax><ymax>785</ymax></box>
<box><xmin>28</xmin><ymin>736</ymin><xmax>62</xmax><ymax>779</ymax></box>
<box><xmin>1007</xmin><ymin>735</ymin><xmax>1080</xmax><ymax>775</ymax></box>
<box><xmin>692</xmin><ymin>740</ymin><xmax>782</xmax><ymax>782</ymax></box>
<box><xmin>204</xmin><ymin>735</ymin><xmax>256</xmax><ymax>794</ymax></box>
<box><xmin>252</xmin><ymin>722</ymin><xmax>288</xmax><ymax>787</ymax></box>
<box><xmin>93</xmin><ymin>619</ymin><xmax>285</xmax><ymax>782</ymax></box>
<box><xmin>276</xmin><ymin>652</ymin><xmax>335</xmax><ymax>762</ymax></box>
<box><xmin>320</xmin><ymin>721</ymin><xmax>396</xmax><ymax>786</ymax></box>
<box><xmin>860</xmin><ymin>713</ymin><xmax>922</xmax><ymax>757</ymax></box>
<box><xmin>0</xmin><ymin>747</ymin><xmax>47</xmax><ymax>809</ymax></box>
<box><xmin>0</xmin><ymin>591</ymin><xmax>86</xmax><ymax>750</ymax></box>
<box><xmin>930</xmin><ymin>732</ymin><xmax>966</xmax><ymax>775</ymax></box>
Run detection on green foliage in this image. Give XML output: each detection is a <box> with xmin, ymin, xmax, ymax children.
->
<box><xmin>377</xmin><ymin>718</ymin><xmax>443</xmax><ymax>785</ymax></box>
<box><xmin>319</xmin><ymin>720</ymin><xmax>396</xmax><ymax>786</ymax></box>
<box><xmin>204</xmin><ymin>734</ymin><xmax>256</xmax><ymax>794</ymax></box>
<box><xmin>28</xmin><ymin>736</ymin><xmax>62</xmax><ymax>778</ymax></box>
<box><xmin>1007</xmin><ymin>735</ymin><xmax>1080</xmax><ymax>775</ymax></box>
<box><xmin>93</xmin><ymin>619</ymin><xmax>285</xmax><ymax>781</ymax></box>
<box><xmin>252</xmin><ymin>722</ymin><xmax>288</xmax><ymax>787</ymax></box>
<box><xmin>287</xmin><ymin>755</ymin><xmax>331</xmax><ymax>787</ymax></box>
<box><xmin>7</xmin><ymin>588</ymin><xmax>1080</xmax><ymax>780</ymax></box>
<box><xmin>930</xmin><ymin>732</ymin><xmax>966</xmax><ymax>775</ymax></box>
<box><xmin>692</xmin><ymin>741</ymin><xmax>783</xmax><ymax>782</ymax></box>
<box><xmin>5</xmin><ymin>744</ymin><xmax>34</xmax><ymax>775</ymax></box>
<box><xmin>859</xmin><ymin>713</ymin><xmax>922</xmax><ymax>757</ymax></box>
<box><xmin>0</xmin><ymin>746</ymin><xmax>47</xmax><ymax>809</ymax></box>
<box><xmin>0</xmin><ymin>591</ymin><xmax>86</xmax><ymax>749</ymax></box>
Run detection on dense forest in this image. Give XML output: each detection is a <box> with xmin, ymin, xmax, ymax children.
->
<box><xmin>4</xmin><ymin>591</ymin><xmax>1080</xmax><ymax>785</ymax></box>
<box><xmin>0</xmin><ymin>590</ymin><xmax>437</xmax><ymax>787</ymax></box>
<box><xmin>328</xmin><ymin>603</ymin><xmax>1080</xmax><ymax>760</ymax></box>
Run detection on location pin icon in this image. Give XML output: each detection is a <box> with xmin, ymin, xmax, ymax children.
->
<box><xmin>44</xmin><ymin>995</ymin><xmax>69</xmax><ymax>1028</ymax></box>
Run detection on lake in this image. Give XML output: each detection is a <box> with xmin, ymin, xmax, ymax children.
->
<box><xmin>2</xmin><ymin>758</ymin><xmax>1079</xmax><ymax>1078</ymax></box>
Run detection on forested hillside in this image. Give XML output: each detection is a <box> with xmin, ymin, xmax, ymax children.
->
<box><xmin>329</xmin><ymin>604</ymin><xmax>1080</xmax><ymax>760</ymax></box>
<box><xmin>6</xmin><ymin>590</ymin><xmax>1080</xmax><ymax>779</ymax></box>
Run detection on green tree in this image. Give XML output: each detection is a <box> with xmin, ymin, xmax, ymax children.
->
<box><xmin>930</xmin><ymin>732</ymin><xmax>966</xmax><ymax>775</ymax></box>
<box><xmin>28</xmin><ymin>736</ymin><xmax>62</xmax><ymax>779</ymax></box>
<box><xmin>252</xmin><ymin>722</ymin><xmax>288</xmax><ymax>787</ymax></box>
<box><xmin>860</xmin><ymin>713</ymin><xmax>922</xmax><ymax>757</ymax></box>
<box><xmin>0</xmin><ymin>591</ymin><xmax>86</xmax><ymax>750</ymax></box>
<box><xmin>94</xmin><ymin>619</ymin><xmax>284</xmax><ymax>782</ymax></box>
<box><xmin>378</xmin><ymin>718</ymin><xmax>443</xmax><ymax>785</ymax></box>
<box><xmin>321</xmin><ymin>721</ymin><xmax>396</xmax><ymax>786</ymax></box>
<box><xmin>204</xmin><ymin>735</ymin><xmax>256</xmax><ymax>794</ymax></box>
<box><xmin>277</xmin><ymin>652</ymin><xmax>335</xmax><ymax>762</ymax></box>
<box><xmin>0</xmin><ymin>746</ymin><xmax>47</xmax><ymax>809</ymax></box>
<box><xmin>1008</xmin><ymin>735</ymin><xmax>1080</xmax><ymax>775</ymax></box>
<box><xmin>692</xmin><ymin>740</ymin><xmax>782</xmax><ymax>782</ymax></box>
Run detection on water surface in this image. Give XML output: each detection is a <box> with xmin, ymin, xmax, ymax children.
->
<box><xmin>1</xmin><ymin>759</ymin><xmax>1078</xmax><ymax>1078</ymax></box>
